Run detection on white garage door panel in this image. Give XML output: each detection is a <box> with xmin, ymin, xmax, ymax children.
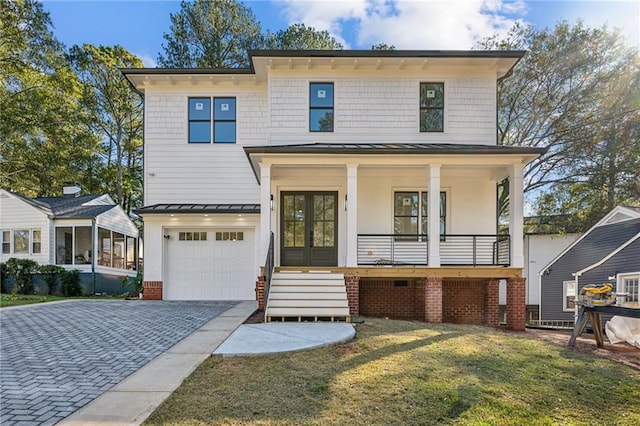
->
<box><xmin>165</xmin><ymin>229</ymin><xmax>255</xmax><ymax>300</ymax></box>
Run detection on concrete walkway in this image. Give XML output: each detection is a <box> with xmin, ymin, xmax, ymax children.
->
<box><xmin>59</xmin><ymin>301</ymin><xmax>256</xmax><ymax>426</ymax></box>
<box><xmin>214</xmin><ymin>322</ymin><xmax>356</xmax><ymax>356</ymax></box>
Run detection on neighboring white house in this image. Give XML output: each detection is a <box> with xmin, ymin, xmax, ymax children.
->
<box><xmin>123</xmin><ymin>50</ymin><xmax>546</xmax><ymax>330</ymax></box>
<box><xmin>0</xmin><ymin>184</ymin><xmax>139</xmax><ymax>294</ymax></box>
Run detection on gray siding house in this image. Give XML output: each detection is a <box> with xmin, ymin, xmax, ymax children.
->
<box><xmin>539</xmin><ymin>206</ymin><xmax>640</xmax><ymax>323</ymax></box>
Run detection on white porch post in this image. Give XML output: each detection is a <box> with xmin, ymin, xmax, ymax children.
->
<box><xmin>346</xmin><ymin>164</ymin><xmax>358</xmax><ymax>267</ymax></box>
<box><xmin>509</xmin><ymin>163</ymin><xmax>525</xmax><ymax>268</ymax></box>
<box><xmin>428</xmin><ymin>164</ymin><xmax>441</xmax><ymax>266</ymax></box>
<box><xmin>259</xmin><ymin>162</ymin><xmax>272</xmax><ymax>259</ymax></box>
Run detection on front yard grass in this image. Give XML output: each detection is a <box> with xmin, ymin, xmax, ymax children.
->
<box><xmin>0</xmin><ymin>293</ymin><xmax>73</xmax><ymax>307</ymax></box>
<box><xmin>145</xmin><ymin>318</ymin><xmax>640</xmax><ymax>426</ymax></box>
<box><xmin>0</xmin><ymin>293</ymin><xmax>121</xmax><ymax>308</ymax></box>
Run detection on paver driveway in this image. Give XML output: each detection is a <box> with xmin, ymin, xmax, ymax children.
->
<box><xmin>0</xmin><ymin>300</ymin><xmax>237</xmax><ymax>425</ymax></box>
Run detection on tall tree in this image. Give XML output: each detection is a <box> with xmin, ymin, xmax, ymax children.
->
<box><xmin>157</xmin><ymin>0</ymin><xmax>264</xmax><ymax>68</ymax></box>
<box><xmin>0</xmin><ymin>0</ymin><xmax>98</xmax><ymax>196</ymax></box>
<box><xmin>477</xmin><ymin>22</ymin><xmax>640</xmax><ymax>228</ymax></box>
<box><xmin>67</xmin><ymin>44</ymin><xmax>144</xmax><ymax>214</ymax></box>
<box><xmin>267</xmin><ymin>24</ymin><xmax>343</xmax><ymax>50</ymax></box>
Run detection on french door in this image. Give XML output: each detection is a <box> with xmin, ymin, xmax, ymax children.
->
<box><xmin>280</xmin><ymin>191</ymin><xmax>338</xmax><ymax>266</ymax></box>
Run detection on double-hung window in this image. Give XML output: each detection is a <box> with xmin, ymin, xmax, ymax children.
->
<box><xmin>420</xmin><ymin>82</ymin><xmax>444</xmax><ymax>132</ymax></box>
<box><xmin>1</xmin><ymin>230</ymin><xmax>10</xmax><ymax>254</ymax></box>
<box><xmin>618</xmin><ymin>273</ymin><xmax>639</xmax><ymax>303</ymax></box>
<box><xmin>393</xmin><ymin>191</ymin><xmax>446</xmax><ymax>237</ymax></box>
<box><xmin>1</xmin><ymin>229</ymin><xmax>41</xmax><ymax>255</ymax></box>
<box><xmin>563</xmin><ymin>280</ymin><xmax>576</xmax><ymax>311</ymax></box>
<box><xmin>309</xmin><ymin>82</ymin><xmax>334</xmax><ymax>132</ymax></box>
<box><xmin>188</xmin><ymin>97</ymin><xmax>236</xmax><ymax>143</ymax></box>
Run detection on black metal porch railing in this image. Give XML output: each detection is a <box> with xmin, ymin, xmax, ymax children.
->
<box><xmin>357</xmin><ymin>234</ymin><xmax>510</xmax><ymax>266</ymax></box>
<box><xmin>264</xmin><ymin>231</ymin><xmax>275</xmax><ymax>302</ymax></box>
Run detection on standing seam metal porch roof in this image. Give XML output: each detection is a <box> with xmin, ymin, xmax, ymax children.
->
<box><xmin>243</xmin><ymin>143</ymin><xmax>548</xmax><ymax>181</ymax></box>
<box><xmin>134</xmin><ymin>204</ymin><xmax>260</xmax><ymax>215</ymax></box>
<box><xmin>243</xmin><ymin>142</ymin><xmax>548</xmax><ymax>155</ymax></box>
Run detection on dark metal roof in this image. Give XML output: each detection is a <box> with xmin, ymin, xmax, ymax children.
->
<box><xmin>244</xmin><ymin>143</ymin><xmax>547</xmax><ymax>156</ymax></box>
<box><xmin>121</xmin><ymin>49</ymin><xmax>526</xmax><ymax>77</ymax></box>
<box><xmin>135</xmin><ymin>204</ymin><xmax>260</xmax><ymax>215</ymax></box>
<box><xmin>248</xmin><ymin>49</ymin><xmax>527</xmax><ymax>59</ymax></box>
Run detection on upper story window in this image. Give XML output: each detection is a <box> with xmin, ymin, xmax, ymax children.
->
<box><xmin>188</xmin><ymin>97</ymin><xmax>236</xmax><ymax>143</ymax></box>
<box><xmin>420</xmin><ymin>83</ymin><xmax>444</xmax><ymax>132</ymax></box>
<box><xmin>309</xmin><ymin>82</ymin><xmax>334</xmax><ymax>132</ymax></box>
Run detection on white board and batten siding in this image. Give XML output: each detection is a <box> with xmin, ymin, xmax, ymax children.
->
<box><xmin>268</xmin><ymin>68</ymin><xmax>497</xmax><ymax>145</ymax></box>
<box><xmin>0</xmin><ymin>191</ymin><xmax>51</xmax><ymax>264</ymax></box>
<box><xmin>143</xmin><ymin>86</ymin><xmax>267</xmax><ymax>206</ymax></box>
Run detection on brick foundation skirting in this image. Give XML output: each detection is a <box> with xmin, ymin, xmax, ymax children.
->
<box><xmin>255</xmin><ymin>276</ymin><xmax>266</xmax><ymax>311</ymax></box>
<box><xmin>425</xmin><ymin>277</ymin><xmax>443</xmax><ymax>323</ymax></box>
<box><xmin>142</xmin><ymin>281</ymin><xmax>162</xmax><ymax>300</ymax></box>
<box><xmin>345</xmin><ymin>275</ymin><xmax>360</xmax><ymax>315</ymax></box>
<box><xmin>507</xmin><ymin>277</ymin><xmax>527</xmax><ymax>331</ymax></box>
<box><xmin>359</xmin><ymin>278</ymin><xmax>424</xmax><ymax>320</ymax></box>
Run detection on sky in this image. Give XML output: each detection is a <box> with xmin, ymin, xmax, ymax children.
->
<box><xmin>42</xmin><ymin>0</ymin><xmax>640</xmax><ymax>67</ymax></box>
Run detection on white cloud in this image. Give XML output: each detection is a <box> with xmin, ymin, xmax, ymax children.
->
<box><xmin>278</xmin><ymin>0</ymin><xmax>527</xmax><ymax>49</ymax></box>
<box><xmin>135</xmin><ymin>52</ymin><xmax>157</xmax><ymax>68</ymax></box>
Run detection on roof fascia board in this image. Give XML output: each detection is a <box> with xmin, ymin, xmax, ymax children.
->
<box><xmin>574</xmin><ymin>232</ymin><xmax>640</xmax><ymax>277</ymax></box>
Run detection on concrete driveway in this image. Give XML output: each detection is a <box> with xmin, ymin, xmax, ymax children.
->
<box><xmin>0</xmin><ymin>300</ymin><xmax>242</xmax><ymax>425</ymax></box>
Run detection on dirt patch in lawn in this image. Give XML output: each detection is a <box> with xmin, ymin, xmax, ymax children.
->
<box><xmin>524</xmin><ymin>328</ymin><xmax>640</xmax><ymax>371</ymax></box>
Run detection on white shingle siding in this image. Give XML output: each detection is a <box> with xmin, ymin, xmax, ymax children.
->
<box><xmin>143</xmin><ymin>87</ymin><xmax>266</xmax><ymax>205</ymax></box>
<box><xmin>0</xmin><ymin>193</ymin><xmax>51</xmax><ymax>264</ymax></box>
<box><xmin>95</xmin><ymin>206</ymin><xmax>139</xmax><ymax>237</ymax></box>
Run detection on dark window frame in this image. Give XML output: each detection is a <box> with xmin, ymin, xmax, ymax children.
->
<box><xmin>393</xmin><ymin>191</ymin><xmax>447</xmax><ymax>238</ymax></box>
<box><xmin>213</xmin><ymin>97</ymin><xmax>236</xmax><ymax>143</ymax></box>
<box><xmin>188</xmin><ymin>97</ymin><xmax>212</xmax><ymax>143</ymax></box>
<box><xmin>420</xmin><ymin>82</ymin><xmax>444</xmax><ymax>132</ymax></box>
<box><xmin>309</xmin><ymin>82</ymin><xmax>334</xmax><ymax>132</ymax></box>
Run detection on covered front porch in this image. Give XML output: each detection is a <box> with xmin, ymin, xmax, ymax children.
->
<box><xmin>246</xmin><ymin>143</ymin><xmax>545</xmax><ymax>329</ymax></box>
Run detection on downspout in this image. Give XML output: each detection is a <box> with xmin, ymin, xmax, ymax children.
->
<box><xmin>92</xmin><ymin>218</ymin><xmax>96</xmax><ymax>295</ymax></box>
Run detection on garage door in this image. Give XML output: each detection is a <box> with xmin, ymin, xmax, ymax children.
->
<box><xmin>165</xmin><ymin>229</ymin><xmax>255</xmax><ymax>300</ymax></box>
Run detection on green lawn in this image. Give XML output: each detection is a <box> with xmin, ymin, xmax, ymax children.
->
<box><xmin>0</xmin><ymin>293</ymin><xmax>73</xmax><ymax>307</ymax></box>
<box><xmin>145</xmin><ymin>318</ymin><xmax>640</xmax><ymax>426</ymax></box>
<box><xmin>0</xmin><ymin>293</ymin><xmax>123</xmax><ymax>307</ymax></box>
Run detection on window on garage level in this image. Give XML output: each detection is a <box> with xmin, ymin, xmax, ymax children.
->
<box><xmin>215</xmin><ymin>231</ymin><xmax>244</xmax><ymax>241</ymax></box>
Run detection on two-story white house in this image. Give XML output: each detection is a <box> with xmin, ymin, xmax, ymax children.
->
<box><xmin>123</xmin><ymin>50</ymin><xmax>545</xmax><ymax>330</ymax></box>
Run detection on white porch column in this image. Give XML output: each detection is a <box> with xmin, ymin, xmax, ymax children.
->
<box><xmin>346</xmin><ymin>164</ymin><xmax>358</xmax><ymax>267</ymax></box>
<box><xmin>509</xmin><ymin>163</ymin><xmax>525</xmax><ymax>268</ymax></box>
<box><xmin>259</xmin><ymin>162</ymin><xmax>272</xmax><ymax>260</ymax></box>
<box><xmin>428</xmin><ymin>164</ymin><xmax>441</xmax><ymax>267</ymax></box>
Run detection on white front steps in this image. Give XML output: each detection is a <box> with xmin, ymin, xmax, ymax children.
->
<box><xmin>266</xmin><ymin>272</ymin><xmax>350</xmax><ymax>322</ymax></box>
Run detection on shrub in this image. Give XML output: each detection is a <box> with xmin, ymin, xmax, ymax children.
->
<box><xmin>59</xmin><ymin>269</ymin><xmax>82</xmax><ymax>297</ymax></box>
<box><xmin>39</xmin><ymin>264</ymin><xmax>65</xmax><ymax>295</ymax></box>
<box><xmin>121</xmin><ymin>273</ymin><xmax>144</xmax><ymax>295</ymax></box>
<box><xmin>5</xmin><ymin>258</ymin><xmax>38</xmax><ymax>295</ymax></box>
<box><xmin>0</xmin><ymin>262</ymin><xmax>7</xmax><ymax>293</ymax></box>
